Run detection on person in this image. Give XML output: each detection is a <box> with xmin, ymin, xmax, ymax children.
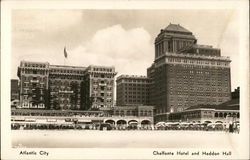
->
<box><xmin>232</xmin><ymin>122</ymin><xmax>237</xmax><ymax>133</ymax></box>
<box><xmin>234</xmin><ymin>123</ymin><xmax>239</xmax><ymax>133</ymax></box>
<box><xmin>229</xmin><ymin>122</ymin><xmax>233</xmax><ymax>133</ymax></box>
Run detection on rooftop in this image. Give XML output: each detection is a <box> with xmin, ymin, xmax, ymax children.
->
<box><xmin>193</xmin><ymin>44</ymin><xmax>220</xmax><ymax>50</ymax></box>
<box><xmin>164</xmin><ymin>23</ymin><xmax>192</xmax><ymax>33</ymax></box>
<box><xmin>116</xmin><ymin>75</ymin><xmax>149</xmax><ymax>80</ymax></box>
<box><xmin>155</xmin><ymin>52</ymin><xmax>231</xmax><ymax>62</ymax></box>
<box><xmin>50</xmin><ymin>65</ymin><xmax>87</xmax><ymax>70</ymax></box>
<box><xmin>186</xmin><ymin>99</ymin><xmax>239</xmax><ymax>111</ymax></box>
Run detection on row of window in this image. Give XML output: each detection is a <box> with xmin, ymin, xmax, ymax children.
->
<box><xmin>120</xmin><ymin>83</ymin><xmax>149</xmax><ymax>86</ymax></box>
<box><xmin>93</xmin><ymin>86</ymin><xmax>112</xmax><ymax>91</ymax></box>
<box><xmin>114</xmin><ymin>110</ymin><xmax>152</xmax><ymax>116</ymax></box>
<box><xmin>214</xmin><ymin>112</ymin><xmax>239</xmax><ymax>118</ymax></box>
<box><xmin>92</xmin><ymin>92</ymin><xmax>112</xmax><ymax>97</ymax></box>
<box><xmin>92</xmin><ymin>80</ymin><xmax>114</xmax><ymax>85</ymax></box>
<box><xmin>50</xmin><ymin>69</ymin><xmax>85</xmax><ymax>74</ymax></box>
<box><xmin>168</xmin><ymin>98</ymin><xmax>225</xmax><ymax>106</ymax></box>
<box><xmin>167</xmin><ymin>58</ymin><xmax>229</xmax><ymax>66</ymax></box>
<box><xmin>157</xmin><ymin>64</ymin><xmax>230</xmax><ymax>71</ymax></box>
<box><xmin>123</xmin><ymin>99</ymin><xmax>149</xmax><ymax>103</ymax></box>
<box><xmin>22</xmin><ymin>76</ymin><xmax>47</xmax><ymax>81</ymax></box>
<box><xmin>23</xmin><ymin>63</ymin><xmax>47</xmax><ymax>68</ymax></box>
<box><xmin>122</xmin><ymin>91</ymin><xmax>149</xmax><ymax>95</ymax></box>
<box><xmin>53</xmin><ymin>94</ymin><xmax>80</xmax><ymax>99</ymax></box>
<box><xmin>22</xmin><ymin>95</ymin><xmax>44</xmax><ymax>101</ymax></box>
<box><xmin>168</xmin><ymin>79</ymin><xmax>229</xmax><ymax>86</ymax></box>
<box><xmin>92</xmin><ymin>74</ymin><xmax>114</xmax><ymax>78</ymax></box>
<box><xmin>23</xmin><ymin>83</ymin><xmax>45</xmax><ymax>88</ymax></box>
<box><xmin>124</xmin><ymin>95</ymin><xmax>149</xmax><ymax>98</ymax></box>
<box><xmin>119</xmin><ymin>79</ymin><xmax>150</xmax><ymax>83</ymax></box>
<box><xmin>50</xmin><ymin>80</ymin><xmax>80</xmax><ymax>85</ymax></box>
<box><xmin>173</xmin><ymin>74</ymin><xmax>229</xmax><ymax>80</ymax></box>
<box><xmin>93</xmin><ymin>99</ymin><xmax>113</xmax><ymax>103</ymax></box>
<box><xmin>21</xmin><ymin>69</ymin><xmax>48</xmax><ymax>75</ymax></box>
<box><xmin>169</xmin><ymin>87</ymin><xmax>229</xmax><ymax>92</ymax></box>
<box><xmin>122</xmin><ymin>88</ymin><xmax>149</xmax><ymax>91</ymax></box>
<box><xmin>92</xmin><ymin>67</ymin><xmax>113</xmax><ymax>72</ymax></box>
<box><xmin>169</xmin><ymin>91</ymin><xmax>229</xmax><ymax>97</ymax></box>
<box><xmin>50</xmin><ymin>75</ymin><xmax>84</xmax><ymax>80</ymax></box>
<box><xmin>170</xmin><ymin>69</ymin><xmax>229</xmax><ymax>76</ymax></box>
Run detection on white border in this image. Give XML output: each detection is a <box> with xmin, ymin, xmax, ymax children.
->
<box><xmin>1</xmin><ymin>0</ymin><xmax>249</xmax><ymax>159</ymax></box>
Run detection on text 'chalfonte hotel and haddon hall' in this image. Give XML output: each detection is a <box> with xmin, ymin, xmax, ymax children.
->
<box><xmin>12</xmin><ymin>24</ymin><xmax>239</xmax><ymax>123</ymax></box>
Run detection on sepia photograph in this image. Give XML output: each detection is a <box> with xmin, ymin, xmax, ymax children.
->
<box><xmin>1</xmin><ymin>0</ymin><xmax>249</xmax><ymax>159</ymax></box>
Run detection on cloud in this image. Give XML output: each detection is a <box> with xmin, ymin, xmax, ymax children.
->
<box><xmin>12</xmin><ymin>10</ymin><xmax>83</xmax><ymax>48</ymax></box>
<box><xmin>68</xmin><ymin>25</ymin><xmax>154</xmax><ymax>76</ymax></box>
<box><xmin>13</xmin><ymin>10</ymin><xmax>82</xmax><ymax>33</ymax></box>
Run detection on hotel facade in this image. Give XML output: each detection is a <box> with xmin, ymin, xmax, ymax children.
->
<box><xmin>147</xmin><ymin>24</ymin><xmax>231</xmax><ymax>119</ymax></box>
<box><xmin>116</xmin><ymin>75</ymin><xmax>151</xmax><ymax>106</ymax></box>
<box><xmin>17</xmin><ymin>61</ymin><xmax>117</xmax><ymax>110</ymax></box>
<box><xmin>14</xmin><ymin>23</ymin><xmax>234</xmax><ymax>126</ymax></box>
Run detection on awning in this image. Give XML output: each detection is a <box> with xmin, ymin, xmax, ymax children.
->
<box><xmin>129</xmin><ymin>121</ymin><xmax>138</xmax><ymax>125</ymax></box>
<box><xmin>78</xmin><ymin>119</ymin><xmax>92</xmax><ymax>123</ymax></box>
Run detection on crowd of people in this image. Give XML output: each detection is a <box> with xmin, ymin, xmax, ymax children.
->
<box><xmin>11</xmin><ymin>121</ymin><xmax>239</xmax><ymax>133</ymax></box>
<box><xmin>155</xmin><ymin>121</ymin><xmax>240</xmax><ymax>133</ymax></box>
<box><xmin>11</xmin><ymin>123</ymin><xmax>153</xmax><ymax>131</ymax></box>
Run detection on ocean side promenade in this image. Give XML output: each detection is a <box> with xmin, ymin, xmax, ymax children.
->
<box><xmin>11</xmin><ymin>108</ymin><xmax>239</xmax><ymax>132</ymax></box>
<box><xmin>11</xmin><ymin>24</ymin><xmax>240</xmax><ymax>133</ymax></box>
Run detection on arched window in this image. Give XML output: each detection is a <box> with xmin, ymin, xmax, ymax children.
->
<box><xmin>117</xmin><ymin>120</ymin><xmax>126</xmax><ymax>125</ymax></box>
<box><xmin>224</xmin><ymin>113</ymin><xmax>227</xmax><ymax>118</ymax></box>
<box><xmin>237</xmin><ymin>113</ymin><xmax>240</xmax><ymax>118</ymax></box>
<box><xmin>215</xmin><ymin>112</ymin><xmax>218</xmax><ymax>117</ymax></box>
<box><xmin>233</xmin><ymin>113</ymin><xmax>236</xmax><ymax>117</ymax></box>
<box><xmin>219</xmin><ymin>112</ymin><xmax>223</xmax><ymax>117</ymax></box>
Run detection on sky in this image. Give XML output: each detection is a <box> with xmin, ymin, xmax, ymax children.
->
<box><xmin>12</xmin><ymin>9</ymin><xmax>240</xmax><ymax>91</ymax></box>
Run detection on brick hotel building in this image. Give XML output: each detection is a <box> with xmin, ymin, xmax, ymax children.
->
<box><xmin>15</xmin><ymin>23</ymin><xmax>233</xmax><ymax>125</ymax></box>
<box><xmin>116</xmin><ymin>75</ymin><xmax>151</xmax><ymax>106</ymax></box>
<box><xmin>17</xmin><ymin>61</ymin><xmax>116</xmax><ymax>110</ymax></box>
<box><xmin>147</xmin><ymin>24</ymin><xmax>231</xmax><ymax>120</ymax></box>
<box><xmin>11</xmin><ymin>79</ymin><xmax>19</xmax><ymax>101</ymax></box>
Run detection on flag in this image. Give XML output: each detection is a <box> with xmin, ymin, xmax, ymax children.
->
<box><xmin>64</xmin><ymin>47</ymin><xmax>68</xmax><ymax>58</ymax></box>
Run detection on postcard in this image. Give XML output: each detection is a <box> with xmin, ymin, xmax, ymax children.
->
<box><xmin>1</xmin><ymin>0</ymin><xmax>249</xmax><ymax>159</ymax></box>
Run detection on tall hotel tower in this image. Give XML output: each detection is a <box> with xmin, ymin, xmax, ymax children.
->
<box><xmin>147</xmin><ymin>24</ymin><xmax>231</xmax><ymax>115</ymax></box>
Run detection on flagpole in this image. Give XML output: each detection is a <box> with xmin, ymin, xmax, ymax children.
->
<box><xmin>64</xmin><ymin>46</ymin><xmax>67</xmax><ymax>66</ymax></box>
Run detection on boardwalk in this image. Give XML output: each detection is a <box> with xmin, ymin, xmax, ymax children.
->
<box><xmin>12</xmin><ymin>130</ymin><xmax>239</xmax><ymax>148</ymax></box>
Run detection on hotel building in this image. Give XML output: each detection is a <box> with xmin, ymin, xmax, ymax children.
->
<box><xmin>82</xmin><ymin>65</ymin><xmax>117</xmax><ymax>109</ymax></box>
<box><xmin>17</xmin><ymin>61</ymin><xmax>116</xmax><ymax>110</ymax></box>
<box><xmin>116</xmin><ymin>75</ymin><xmax>151</xmax><ymax>106</ymax></box>
<box><xmin>11</xmin><ymin>79</ymin><xmax>19</xmax><ymax>101</ymax></box>
<box><xmin>147</xmin><ymin>24</ymin><xmax>231</xmax><ymax>119</ymax></box>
